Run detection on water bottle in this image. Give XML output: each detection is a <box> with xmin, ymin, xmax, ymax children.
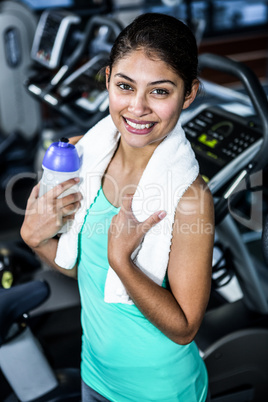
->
<box><xmin>39</xmin><ymin>137</ymin><xmax>80</xmax><ymax>233</ymax></box>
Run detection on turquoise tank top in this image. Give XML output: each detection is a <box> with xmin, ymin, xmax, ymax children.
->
<box><xmin>77</xmin><ymin>187</ymin><xmax>208</xmax><ymax>401</ymax></box>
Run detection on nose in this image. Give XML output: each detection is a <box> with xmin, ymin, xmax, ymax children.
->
<box><xmin>128</xmin><ymin>93</ymin><xmax>151</xmax><ymax>117</ymax></box>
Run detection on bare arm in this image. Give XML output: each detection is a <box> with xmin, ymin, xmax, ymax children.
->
<box><xmin>108</xmin><ymin>176</ymin><xmax>214</xmax><ymax>344</ymax></box>
<box><xmin>32</xmin><ymin>237</ymin><xmax>77</xmax><ymax>278</ymax></box>
<box><xmin>20</xmin><ymin>179</ymin><xmax>82</xmax><ymax>278</ymax></box>
<box><xmin>68</xmin><ymin>135</ymin><xmax>83</xmax><ymax>145</ymax></box>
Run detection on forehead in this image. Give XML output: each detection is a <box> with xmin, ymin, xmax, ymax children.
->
<box><xmin>111</xmin><ymin>50</ymin><xmax>180</xmax><ymax>80</ymax></box>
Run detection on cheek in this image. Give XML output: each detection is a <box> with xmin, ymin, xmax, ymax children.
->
<box><xmin>109</xmin><ymin>92</ymin><xmax>129</xmax><ymax>113</ymax></box>
<box><xmin>155</xmin><ymin>102</ymin><xmax>180</xmax><ymax>122</ymax></box>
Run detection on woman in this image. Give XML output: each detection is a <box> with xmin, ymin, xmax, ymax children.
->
<box><xmin>21</xmin><ymin>13</ymin><xmax>214</xmax><ymax>402</ymax></box>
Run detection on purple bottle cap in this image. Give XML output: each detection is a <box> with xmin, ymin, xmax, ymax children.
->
<box><xmin>42</xmin><ymin>137</ymin><xmax>80</xmax><ymax>172</ymax></box>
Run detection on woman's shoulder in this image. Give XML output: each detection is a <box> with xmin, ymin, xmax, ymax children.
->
<box><xmin>177</xmin><ymin>174</ymin><xmax>214</xmax><ymax>218</ymax></box>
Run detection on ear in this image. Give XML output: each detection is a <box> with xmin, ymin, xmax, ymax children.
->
<box><xmin>182</xmin><ymin>80</ymin><xmax>199</xmax><ymax>110</ymax></box>
<box><xmin>105</xmin><ymin>66</ymin><xmax>110</xmax><ymax>90</ymax></box>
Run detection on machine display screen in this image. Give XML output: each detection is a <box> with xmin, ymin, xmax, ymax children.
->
<box><xmin>198</xmin><ymin>134</ymin><xmax>218</xmax><ymax>148</ymax></box>
<box><xmin>36</xmin><ymin>13</ymin><xmax>63</xmax><ymax>65</ymax></box>
<box><xmin>58</xmin><ymin>54</ymin><xmax>108</xmax><ymax>112</ymax></box>
<box><xmin>183</xmin><ymin>107</ymin><xmax>262</xmax><ymax>183</ymax></box>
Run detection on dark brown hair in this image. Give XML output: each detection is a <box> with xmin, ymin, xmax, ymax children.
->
<box><xmin>108</xmin><ymin>13</ymin><xmax>199</xmax><ymax>96</ymax></box>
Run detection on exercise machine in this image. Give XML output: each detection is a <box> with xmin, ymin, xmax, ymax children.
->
<box><xmin>0</xmin><ymin>1</ymin><xmax>42</xmax><ymax>231</ymax></box>
<box><xmin>27</xmin><ymin>10</ymin><xmax>122</xmax><ymax>130</ymax></box>
<box><xmin>0</xmin><ymin>280</ymin><xmax>81</xmax><ymax>401</ymax></box>
<box><xmin>182</xmin><ymin>53</ymin><xmax>268</xmax><ymax>401</ymax></box>
<box><xmin>26</xmin><ymin>9</ymin><xmax>122</xmax><ymax>172</ymax></box>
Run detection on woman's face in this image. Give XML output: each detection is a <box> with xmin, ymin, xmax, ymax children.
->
<box><xmin>106</xmin><ymin>50</ymin><xmax>198</xmax><ymax>150</ymax></box>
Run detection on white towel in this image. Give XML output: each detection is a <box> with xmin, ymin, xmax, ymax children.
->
<box><xmin>55</xmin><ymin>114</ymin><xmax>199</xmax><ymax>304</ymax></box>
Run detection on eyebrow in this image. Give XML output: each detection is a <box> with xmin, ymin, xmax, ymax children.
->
<box><xmin>114</xmin><ymin>73</ymin><xmax>177</xmax><ymax>87</ymax></box>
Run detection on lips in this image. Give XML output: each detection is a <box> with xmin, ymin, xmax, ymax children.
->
<box><xmin>123</xmin><ymin>117</ymin><xmax>156</xmax><ymax>134</ymax></box>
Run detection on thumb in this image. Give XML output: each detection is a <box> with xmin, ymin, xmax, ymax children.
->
<box><xmin>140</xmin><ymin>210</ymin><xmax>167</xmax><ymax>235</ymax></box>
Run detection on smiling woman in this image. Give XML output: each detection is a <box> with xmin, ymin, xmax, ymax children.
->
<box><xmin>21</xmin><ymin>12</ymin><xmax>214</xmax><ymax>402</ymax></box>
<box><xmin>105</xmin><ymin>50</ymin><xmax>197</xmax><ymax>149</ymax></box>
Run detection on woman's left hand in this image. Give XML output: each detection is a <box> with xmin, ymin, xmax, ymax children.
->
<box><xmin>108</xmin><ymin>194</ymin><xmax>166</xmax><ymax>271</ymax></box>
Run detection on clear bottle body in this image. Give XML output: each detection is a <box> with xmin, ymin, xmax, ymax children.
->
<box><xmin>39</xmin><ymin>167</ymin><xmax>80</xmax><ymax>233</ymax></box>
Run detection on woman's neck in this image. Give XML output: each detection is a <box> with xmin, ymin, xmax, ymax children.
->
<box><xmin>102</xmin><ymin>138</ymin><xmax>158</xmax><ymax>207</ymax></box>
<box><xmin>116</xmin><ymin>138</ymin><xmax>158</xmax><ymax>172</ymax></box>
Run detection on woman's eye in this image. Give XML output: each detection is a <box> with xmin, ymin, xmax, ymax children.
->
<box><xmin>152</xmin><ymin>88</ymin><xmax>169</xmax><ymax>95</ymax></box>
<box><xmin>117</xmin><ymin>83</ymin><xmax>133</xmax><ymax>91</ymax></box>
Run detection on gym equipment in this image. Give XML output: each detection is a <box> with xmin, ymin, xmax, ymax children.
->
<box><xmin>31</xmin><ymin>10</ymin><xmax>82</xmax><ymax>70</ymax></box>
<box><xmin>182</xmin><ymin>53</ymin><xmax>268</xmax><ymax>401</ymax></box>
<box><xmin>0</xmin><ymin>0</ymin><xmax>42</xmax><ymax>232</ymax></box>
<box><xmin>27</xmin><ymin>11</ymin><xmax>122</xmax><ymax>130</ymax></box>
<box><xmin>0</xmin><ymin>1</ymin><xmax>41</xmax><ymax>140</ymax></box>
<box><xmin>0</xmin><ymin>240</ymin><xmax>41</xmax><ymax>289</ymax></box>
<box><xmin>184</xmin><ymin>54</ymin><xmax>268</xmax><ymax>196</ymax></box>
<box><xmin>0</xmin><ymin>280</ymin><xmax>81</xmax><ymax>401</ymax></box>
<box><xmin>26</xmin><ymin>9</ymin><xmax>122</xmax><ymax>178</ymax></box>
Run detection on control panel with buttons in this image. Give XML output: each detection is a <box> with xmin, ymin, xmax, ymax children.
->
<box><xmin>57</xmin><ymin>53</ymin><xmax>109</xmax><ymax>113</ymax></box>
<box><xmin>182</xmin><ymin>105</ymin><xmax>262</xmax><ymax>194</ymax></box>
<box><xmin>31</xmin><ymin>10</ymin><xmax>81</xmax><ymax>69</ymax></box>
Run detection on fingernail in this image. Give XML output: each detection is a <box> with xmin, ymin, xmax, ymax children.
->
<box><xmin>158</xmin><ymin>211</ymin><xmax>167</xmax><ymax>220</ymax></box>
<box><xmin>74</xmin><ymin>177</ymin><xmax>80</xmax><ymax>182</ymax></box>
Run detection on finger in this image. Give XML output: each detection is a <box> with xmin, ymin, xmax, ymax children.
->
<box><xmin>26</xmin><ymin>183</ymin><xmax>40</xmax><ymax>211</ymax></box>
<box><xmin>46</xmin><ymin>178</ymin><xmax>80</xmax><ymax>199</ymax></box>
<box><xmin>62</xmin><ymin>214</ymin><xmax>75</xmax><ymax>225</ymax></box>
<box><xmin>58</xmin><ymin>191</ymin><xmax>82</xmax><ymax>209</ymax></box>
<box><xmin>140</xmin><ymin>210</ymin><xmax>167</xmax><ymax>235</ymax></box>
<box><xmin>62</xmin><ymin>201</ymin><xmax>81</xmax><ymax>217</ymax></box>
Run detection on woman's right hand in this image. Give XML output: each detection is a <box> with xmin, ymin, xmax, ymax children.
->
<box><xmin>20</xmin><ymin>178</ymin><xmax>82</xmax><ymax>249</ymax></box>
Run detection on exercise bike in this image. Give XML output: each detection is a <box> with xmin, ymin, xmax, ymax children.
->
<box><xmin>182</xmin><ymin>53</ymin><xmax>268</xmax><ymax>401</ymax></box>
<box><xmin>0</xmin><ymin>280</ymin><xmax>81</xmax><ymax>402</ymax></box>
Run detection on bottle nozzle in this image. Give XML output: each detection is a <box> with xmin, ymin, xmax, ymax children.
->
<box><xmin>60</xmin><ymin>137</ymin><xmax>69</xmax><ymax>143</ymax></box>
<box><xmin>59</xmin><ymin>137</ymin><xmax>69</xmax><ymax>147</ymax></box>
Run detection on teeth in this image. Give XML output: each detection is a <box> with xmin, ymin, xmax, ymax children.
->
<box><xmin>125</xmin><ymin>118</ymin><xmax>154</xmax><ymax>129</ymax></box>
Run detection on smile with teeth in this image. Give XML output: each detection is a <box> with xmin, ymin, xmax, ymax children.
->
<box><xmin>124</xmin><ymin>118</ymin><xmax>154</xmax><ymax>130</ymax></box>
